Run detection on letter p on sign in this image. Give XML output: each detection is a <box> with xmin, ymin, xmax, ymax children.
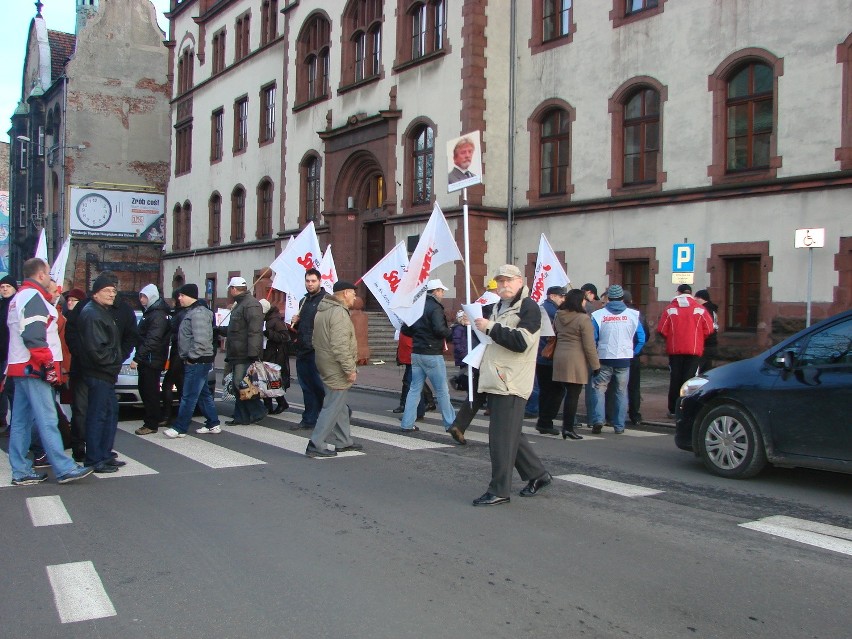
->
<box><xmin>672</xmin><ymin>244</ymin><xmax>695</xmax><ymax>273</ymax></box>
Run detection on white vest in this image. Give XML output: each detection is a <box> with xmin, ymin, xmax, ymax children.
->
<box><xmin>592</xmin><ymin>306</ymin><xmax>639</xmax><ymax>360</ymax></box>
<box><xmin>7</xmin><ymin>287</ymin><xmax>61</xmax><ymax>366</ymax></box>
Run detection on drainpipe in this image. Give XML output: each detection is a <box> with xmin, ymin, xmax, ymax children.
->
<box><xmin>506</xmin><ymin>0</ymin><xmax>516</xmax><ymax>263</ymax></box>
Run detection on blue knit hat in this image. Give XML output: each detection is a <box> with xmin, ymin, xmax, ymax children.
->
<box><xmin>606</xmin><ymin>284</ymin><xmax>624</xmax><ymax>300</ymax></box>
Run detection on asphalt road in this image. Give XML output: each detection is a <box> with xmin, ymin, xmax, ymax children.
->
<box><xmin>1</xmin><ymin>386</ymin><xmax>850</xmax><ymax>639</ymax></box>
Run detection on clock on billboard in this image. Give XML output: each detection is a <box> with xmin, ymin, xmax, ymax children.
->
<box><xmin>75</xmin><ymin>193</ymin><xmax>113</xmax><ymax>229</ymax></box>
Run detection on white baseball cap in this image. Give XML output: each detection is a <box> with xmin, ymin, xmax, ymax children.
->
<box><xmin>228</xmin><ymin>276</ymin><xmax>248</xmax><ymax>288</ymax></box>
<box><xmin>427</xmin><ymin>278</ymin><xmax>449</xmax><ymax>291</ymax></box>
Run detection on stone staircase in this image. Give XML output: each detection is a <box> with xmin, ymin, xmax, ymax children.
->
<box><xmin>366</xmin><ymin>311</ymin><xmax>398</xmax><ymax>362</ymax></box>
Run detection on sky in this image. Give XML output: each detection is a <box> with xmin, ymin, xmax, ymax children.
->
<box><xmin>1</xmin><ymin>0</ymin><xmax>171</xmax><ymax>138</ymax></box>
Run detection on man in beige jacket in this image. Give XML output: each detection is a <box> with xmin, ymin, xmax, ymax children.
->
<box><xmin>306</xmin><ymin>281</ymin><xmax>363</xmax><ymax>458</ymax></box>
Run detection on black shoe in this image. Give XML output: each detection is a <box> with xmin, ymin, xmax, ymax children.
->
<box><xmin>227</xmin><ymin>419</ymin><xmax>249</xmax><ymax>426</ymax></box>
<box><xmin>400</xmin><ymin>425</ymin><xmax>420</xmax><ymax>432</ymax></box>
<box><xmin>305</xmin><ymin>442</ymin><xmax>337</xmax><ymax>458</ymax></box>
<box><xmin>630</xmin><ymin>413</ymin><xmax>642</xmax><ymax>425</ymax></box>
<box><xmin>32</xmin><ymin>454</ymin><xmax>50</xmax><ymax>468</ymax></box>
<box><xmin>336</xmin><ymin>443</ymin><xmax>363</xmax><ymax>453</ymax></box>
<box><xmin>448</xmin><ymin>426</ymin><xmax>467</xmax><ymax>445</ymax></box>
<box><xmin>425</xmin><ymin>403</ymin><xmax>437</xmax><ymax>412</ymax></box>
<box><xmin>105</xmin><ymin>458</ymin><xmax>126</xmax><ymax>467</ymax></box>
<box><xmin>562</xmin><ymin>429</ymin><xmax>583</xmax><ymax>440</ymax></box>
<box><xmin>92</xmin><ymin>463</ymin><xmax>119</xmax><ymax>473</ymax></box>
<box><xmin>270</xmin><ymin>405</ymin><xmax>286</xmax><ymax>415</ymax></box>
<box><xmin>591</xmin><ymin>423</ymin><xmax>603</xmax><ymax>434</ymax></box>
<box><xmin>473</xmin><ymin>492</ymin><xmax>510</xmax><ymax>507</ymax></box>
<box><xmin>520</xmin><ymin>473</ymin><xmax>553</xmax><ymax>497</ymax></box>
<box><xmin>536</xmin><ymin>427</ymin><xmax>560</xmax><ymax>436</ymax></box>
<box><xmin>72</xmin><ymin>452</ymin><xmax>86</xmax><ymax>463</ymax></box>
<box><xmin>250</xmin><ymin>413</ymin><xmax>267</xmax><ymax>424</ymax></box>
<box><xmin>392</xmin><ymin>406</ymin><xmax>405</xmax><ymax>414</ymax></box>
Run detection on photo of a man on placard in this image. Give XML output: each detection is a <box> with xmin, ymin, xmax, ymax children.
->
<box><xmin>447</xmin><ymin>131</ymin><xmax>483</xmax><ymax>193</ymax></box>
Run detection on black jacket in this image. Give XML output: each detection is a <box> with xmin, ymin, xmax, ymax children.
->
<box><xmin>77</xmin><ymin>299</ymin><xmax>123</xmax><ymax>382</ymax></box>
<box><xmin>111</xmin><ymin>297</ymin><xmax>140</xmax><ymax>362</ymax></box>
<box><xmin>263</xmin><ymin>306</ymin><xmax>291</xmax><ymax>387</ymax></box>
<box><xmin>295</xmin><ymin>289</ymin><xmax>327</xmax><ymax>356</ymax></box>
<box><xmin>401</xmin><ymin>294</ymin><xmax>452</xmax><ymax>355</ymax></box>
<box><xmin>135</xmin><ymin>297</ymin><xmax>171</xmax><ymax>370</ymax></box>
<box><xmin>0</xmin><ymin>295</ymin><xmax>13</xmax><ymax>362</ymax></box>
<box><xmin>224</xmin><ymin>292</ymin><xmax>263</xmax><ymax>363</ymax></box>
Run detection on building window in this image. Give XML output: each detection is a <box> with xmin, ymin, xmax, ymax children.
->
<box><xmin>260</xmin><ymin>0</ymin><xmax>278</xmax><ymax>46</ymax></box>
<box><xmin>302</xmin><ymin>155</ymin><xmax>321</xmax><ymax>224</ymax></box>
<box><xmin>259</xmin><ymin>84</ymin><xmax>276</xmax><ymax>143</ymax></box>
<box><xmin>177</xmin><ymin>47</ymin><xmax>194</xmax><ymax>95</ymax></box>
<box><xmin>296</xmin><ymin>14</ymin><xmax>331</xmax><ymax>107</ymax></box>
<box><xmin>343</xmin><ymin>0</ymin><xmax>382</xmax><ymax>87</ymax></box>
<box><xmin>725</xmin><ymin>257</ymin><xmax>761</xmax><ymax>332</ymax></box>
<box><xmin>540</xmin><ymin>109</ymin><xmax>571</xmax><ymax>196</ymax></box>
<box><xmin>235</xmin><ymin>12</ymin><xmax>251</xmax><ymax>62</ymax></box>
<box><xmin>543</xmin><ymin>0</ymin><xmax>572</xmax><ymax>43</ymax></box>
<box><xmin>175</xmin><ymin>122</ymin><xmax>193</xmax><ymax>176</ymax></box>
<box><xmin>708</xmin><ymin>49</ymin><xmax>782</xmax><ymax>184</ymax></box>
<box><xmin>208</xmin><ymin>192</ymin><xmax>221</xmax><ymax>247</ymax></box>
<box><xmin>256</xmin><ymin>179</ymin><xmax>274</xmax><ymax>239</ymax></box>
<box><xmin>210</xmin><ymin>108</ymin><xmax>223</xmax><ymax>162</ymax></box>
<box><xmin>19</xmin><ymin>139</ymin><xmax>28</xmax><ymax>170</ymax></box>
<box><xmin>626</xmin><ymin>0</ymin><xmax>657</xmax><ymax>14</ymax></box>
<box><xmin>623</xmin><ymin>88</ymin><xmax>660</xmax><ymax>185</ymax></box>
<box><xmin>233</xmin><ymin>96</ymin><xmax>248</xmax><ymax>153</ymax></box>
<box><xmin>396</xmin><ymin>0</ymin><xmax>446</xmax><ymax>68</ymax></box>
<box><xmin>231</xmin><ymin>186</ymin><xmax>246</xmax><ymax>243</ymax></box>
<box><xmin>620</xmin><ymin>260</ymin><xmax>650</xmax><ymax>316</ymax></box>
<box><xmin>212</xmin><ymin>29</ymin><xmax>226</xmax><ymax>74</ymax></box>
<box><xmin>726</xmin><ymin>63</ymin><xmax>773</xmax><ymax>172</ymax></box>
<box><xmin>173</xmin><ymin>202</ymin><xmax>191</xmax><ymax>251</ymax></box>
<box><xmin>838</xmin><ymin>33</ymin><xmax>852</xmax><ymax>170</ymax></box>
<box><xmin>610</xmin><ymin>0</ymin><xmax>665</xmax><ymax>28</ymax></box>
<box><xmin>37</xmin><ymin>126</ymin><xmax>45</xmax><ymax>156</ymax></box>
<box><xmin>411</xmin><ymin>124</ymin><xmax>434</xmax><ymax>206</ymax></box>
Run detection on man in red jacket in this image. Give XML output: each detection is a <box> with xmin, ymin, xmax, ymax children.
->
<box><xmin>657</xmin><ymin>284</ymin><xmax>714</xmax><ymax>416</ymax></box>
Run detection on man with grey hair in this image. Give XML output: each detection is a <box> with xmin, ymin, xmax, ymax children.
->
<box><xmin>448</xmin><ymin>137</ymin><xmax>477</xmax><ymax>184</ymax></box>
<box><xmin>472</xmin><ymin>264</ymin><xmax>551</xmax><ymax>506</ymax></box>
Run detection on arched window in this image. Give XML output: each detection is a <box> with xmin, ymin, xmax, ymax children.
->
<box><xmin>725</xmin><ymin>63</ymin><xmax>773</xmax><ymax>172</ymax></box>
<box><xmin>172</xmin><ymin>204</ymin><xmax>182</xmax><ymax>251</ymax></box>
<box><xmin>208</xmin><ymin>192</ymin><xmax>221</xmax><ymax>247</ymax></box>
<box><xmin>301</xmin><ymin>155</ymin><xmax>321</xmax><ymax>224</ymax></box>
<box><xmin>231</xmin><ymin>186</ymin><xmax>246</xmax><ymax>243</ymax></box>
<box><xmin>411</xmin><ymin>124</ymin><xmax>434</xmax><ymax>205</ymax></box>
<box><xmin>256</xmin><ymin>179</ymin><xmax>274</xmax><ymax>239</ymax></box>
<box><xmin>396</xmin><ymin>0</ymin><xmax>446</xmax><ymax>66</ymax></box>
<box><xmin>173</xmin><ymin>202</ymin><xmax>191</xmax><ymax>251</ymax></box>
<box><xmin>343</xmin><ymin>0</ymin><xmax>382</xmax><ymax>86</ymax></box>
<box><xmin>539</xmin><ymin>109</ymin><xmax>571</xmax><ymax>196</ymax></box>
<box><xmin>296</xmin><ymin>14</ymin><xmax>331</xmax><ymax>106</ymax></box>
<box><xmin>623</xmin><ymin>88</ymin><xmax>660</xmax><ymax>185</ymax></box>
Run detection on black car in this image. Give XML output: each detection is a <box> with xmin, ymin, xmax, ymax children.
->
<box><xmin>675</xmin><ymin>309</ymin><xmax>852</xmax><ymax>478</ymax></box>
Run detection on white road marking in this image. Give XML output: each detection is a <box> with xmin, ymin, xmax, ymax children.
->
<box><xmin>92</xmin><ymin>451</ymin><xmax>158</xmax><ymax>479</ymax></box>
<box><xmin>554</xmin><ymin>474</ymin><xmax>664</xmax><ymax>497</ymax></box>
<box><xmin>739</xmin><ymin>515</ymin><xmax>852</xmax><ymax>556</ymax></box>
<box><xmin>221</xmin><ymin>424</ymin><xmax>364</xmax><ymax>458</ymax></box>
<box><xmin>0</xmin><ymin>448</ymin><xmax>12</xmax><ymax>488</ymax></box>
<box><xmin>26</xmin><ymin>495</ymin><xmax>73</xmax><ymax>526</ymax></box>
<box><xmin>118</xmin><ymin>422</ymin><xmax>265</xmax><ymax>469</ymax></box>
<box><xmin>46</xmin><ymin>561</ymin><xmax>117</xmax><ymax>623</ymax></box>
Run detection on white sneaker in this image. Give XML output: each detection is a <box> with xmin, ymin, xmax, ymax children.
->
<box><xmin>163</xmin><ymin>428</ymin><xmax>186</xmax><ymax>439</ymax></box>
<box><xmin>196</xmin><ymin>425</ymin><xmax>222</xmax><ymax>434</ymax></box>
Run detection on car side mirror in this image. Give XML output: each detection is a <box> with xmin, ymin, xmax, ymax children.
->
<box><xmin>782</xmin><ymin>350</ymin><xmax>795</xmax><ymax>371</ymax></box>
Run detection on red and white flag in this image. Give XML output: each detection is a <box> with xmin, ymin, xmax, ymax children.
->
<box><xmin>361</xmin><ymin>242</ymin><xmax>409</xmax><ymax>330</ymax></box>
<box><xmin>474</xmin><ymin>291</ymin><xmax>500</xmax><ymax>306</ymax></box>
<box><xmin>529</xmin><ymin>234</ymin><xmax>570</xmax><ymax>304</ymax></box>
<box><xmin>390</xmin><ymin>203</ymin><xmax>462</xmax><ymax>326</ymax></box>
<box><xmin>49</xmin><ymin>237</ymin><xmax>71</xmax><ymax>292</ymax></box>
<box><xmin>270</xmin><ymin>223</ymin><xmax>322</xmax><ymax>294</ymax></box>
<box><xmin>318</xmin><ymin>244</ymin><xmax>338</xmax><ymax>294</ymax></box>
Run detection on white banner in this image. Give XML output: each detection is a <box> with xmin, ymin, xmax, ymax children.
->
<box><xmin>474</xmin><ymin>290</ymin><xmax>500</xmax><ymax>306</ymax></box>
<box><xmin>529</xmin><ymin>234</ymin><xmax>570</xmax><ymax>304</ymax></box>
<box><xmin>318</xmin><ymin>244</ymin><xmax>338</xmax><ymax>294</ymax></box>
<box><xmin>49</xmin><ymin>237</ymin><xmax>71</xmax><ymax>290</ymax></box>
<box><xmin>361</xmin><ymin>242</ymin><xmax>409</xmax><ymax>330</ymax></box>
<box><xmin>35</xmin><ymin>228</ymin><xmax>47</xmax><ymax>260</ymax></box>
<box><xmin>69</xmin><ymin>187</ymin><xmax>165</xmax><ymax>240</ymax></box>
<box><xmin>389</xmin><ymin>203</ymin><xmax>462</xmax><ymax>326</ymax></box>
<box><xmin>270</xmin><ymin>223</ymin><xmax>322</xmax><ymax>294</ymax></box>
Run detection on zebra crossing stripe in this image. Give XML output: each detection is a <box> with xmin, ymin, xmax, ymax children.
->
<box><xmin>46</xmin><ymin>561</ymin><xmax>117</xmax><ymax>623</ymax></box>
<box><xmin>26</xmin><ymin>495</ymin><xmax>73</xmax><ymax>526</ymax></box>
<box><xmin>118</xmin><ymin>422</ymin><xmax>265</xmax><ymax>469</ymax></box>
<box><xmin>554</xmin><ymin>474</ymin><xmax>664</xmax><ymax>497</ymax></box>
<box><xmin>0</xmin><ymin>448</ymin><xmax>12</xmax><ymax>489</ymax></box>
<box><xmin>92</xmin><ymin>451</ymin><xmax>158</xmax><ymax>479</ymax></box>
<box><xmin>739</xmin><ymin>515</ymin><xmax>852</xmax><ymax>556</ymax></box>
<box><xmin>221</xmin><ymin>424</ymin><xmax>364</xmax><ymax>458</ymax></box>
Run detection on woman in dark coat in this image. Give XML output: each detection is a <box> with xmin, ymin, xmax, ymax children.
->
<box><xmin>261</xmin><ymin>299</ymin><xmax>290</xmax><ymax>414</ymax></box>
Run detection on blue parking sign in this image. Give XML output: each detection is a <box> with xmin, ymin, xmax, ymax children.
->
<box><xmin>672</xmin><ymin>244</ymin><xmax>695</xmax><ymax>273</ymax></box>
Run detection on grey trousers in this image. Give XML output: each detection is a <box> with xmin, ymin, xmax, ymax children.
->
<box><xmin>486</xmin><ymin>394</ymin><xmax>548</xmax><ymax>498</ymax></box>
<box><xmin>310</xmin><ymin>386</ymin><xmax>354</xmax><ymax>451</ymax></box>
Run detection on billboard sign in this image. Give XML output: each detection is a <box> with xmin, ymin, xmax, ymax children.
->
<box><xmin>69</xmin><ymin>187</ymin><xmax>165</xmax><ymax>241</ymax></box>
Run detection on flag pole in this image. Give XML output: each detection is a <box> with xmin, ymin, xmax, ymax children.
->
<box><xmin>462</xmin><ymin>187</ymin><xmax>473</xmax><ymax>403</ymax></box>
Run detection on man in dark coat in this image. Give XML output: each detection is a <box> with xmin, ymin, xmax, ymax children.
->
<box><xmin>134</xmin><ymin>284</ymin><xmax>172</xmax><ymax>435</ymax></box>
<box><xmin>260</xmin><ymin>298</ymin><xmax>290</xmax><ymax>414</ymax></box>
<box><xmin>222</xmin><ymin>276</ymin><xmax>265</xmax><ymax>424</ymax></box>
<box><xmin>291</xmin><ymin>268</ymin><xmax>327</xmax><ymax>428</ymax></box>
<box><xmin>0</xmin><ymin>274</ymin><xmax>19</xmax><ymax>435</ymax></box>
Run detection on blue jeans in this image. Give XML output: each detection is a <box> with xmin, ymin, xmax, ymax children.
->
<box><xmin>401</xmin><ymin>354</ymin><xmax>455</xmax><ymax>430</ymax></box>
<box><xmin>84</xmin><ymin>376</ymin><xmax>118</xmax><ymax>467</ymax></box>
<box><xmin>591</xmin><ymin>365</ymin><xmax>630</xmax><ymax>431</ymax></box>
<box><xmin>173</xmin><ymin>363</ymin><xmax>219</xmax><ymax>434</ymax></box>
<box><xmin>296</xmin><ymin>352</ymin><xmax>325</xmax><ymax>425</ymax></box>
<box><xmin>231</xmin><ymin>362</ymin><xmax>266</xmax><ymax>423</ymax></box>
<box><xmin>9</xmin><ymin>377</ymin><xmax>78</xmax><ymax>480</ymax></box>
<box><xmin>526</xmin><ymin>376</ymin><xmax>540</xmax><ymax>415</ymax></box>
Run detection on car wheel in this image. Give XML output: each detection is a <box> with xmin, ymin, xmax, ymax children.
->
<box><xmin>697</xmin><ymin>404</ymin><xmax>767</xmax><ymax>479</ymax></box>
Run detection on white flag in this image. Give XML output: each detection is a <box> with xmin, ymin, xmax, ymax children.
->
<box><xmin>49</xmin><ymin>237</ymin><xmax>71</xmax><ymax>292</ymax></box>
<box><xmin>270</xmin><ymin>222</ymin><xmax>322</xmax><ymax>294</ymax></box>
<box><xmin>474</xmin><ymin>291</ymin><xmax>500</xmax><ymax>306</ymax></box>
<box><xmin>361</xmin><ymin>242</ymin><xmax>409</xmax><ymax>330</ymax></box>
<box><xmin>35</xmin><ymin>228</ymin><xmax>48</xmax><ymax>261</ymax></box>
<box><xmin>529</xmin><ymin>234</ymin><xmax>570</xmax><ymax>304</ymax></box>
<box><xmin>389</xmin><ymin>203</ymin><xmax>462</xmax><ymax>326</ymax></box>
<box><xmin>283</xmin><ymin>291</ymin><xmax>300</xmax><ymax>325</ymax></box>
<box><xmin>318</xmin><ymin>244</ymin><xmax>338</xmax><ymax>294</ymax></box>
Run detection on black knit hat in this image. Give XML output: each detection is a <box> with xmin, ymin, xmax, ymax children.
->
<box><xmin>91</xmin><ymin>272</ymin><xmax>118</xmax><ymax>294</ymax></box>
<box><xmin>0</xmin><ymin>275</ymin><xmax>18</xmax><ymax>290</ymax></box>
<box><xmin>179</xmin><ymin>283</ymin><xmax>199</xmax><ymax>300</ymax></box>
<box><xmin>333</xmin><ymin>281</ymin><xmax>356</xmax><ymax>293</ymax></box>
